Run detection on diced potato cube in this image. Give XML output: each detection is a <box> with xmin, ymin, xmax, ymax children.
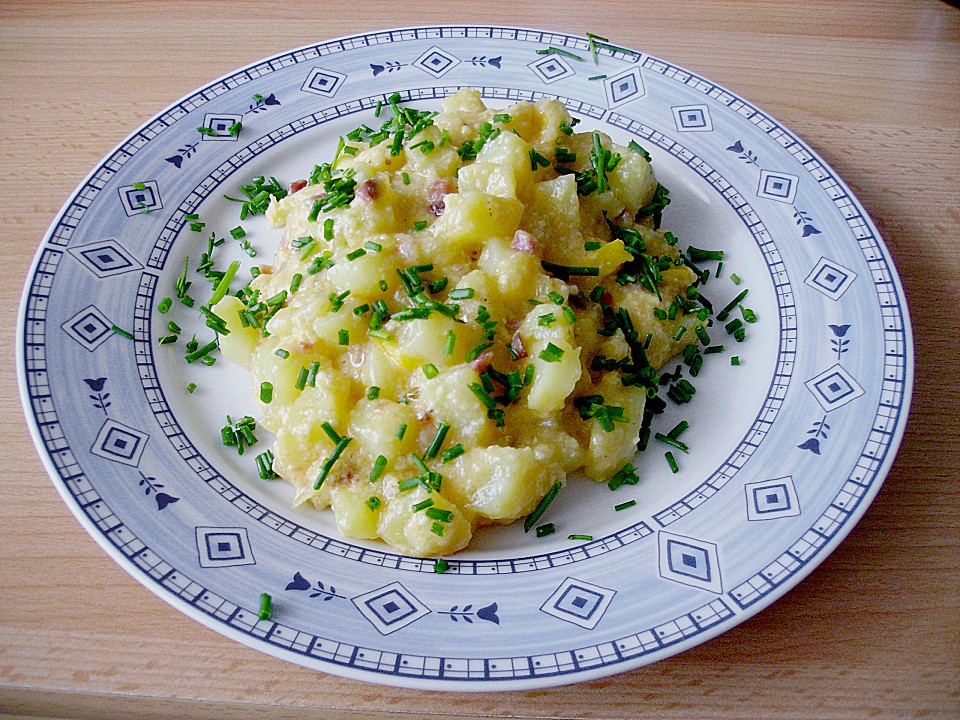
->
<box><xmin>348</xmin><ymin>399</ymin><xmax>419</xmax><ymax>462</ymax></box>
<box><xmin>429</xmin><ymin>192</ymin><xmax>524</xmax><ymax>248</ymax></box>
<box><xmin>444</xmin><ymin>445</ymin><xmax>563</xmax><ymax>521</ymax></box>
<box><xmin>330</xmin><ymin>482</ymin><xmax>381</xmax><ymax>539</ymax></box>
<box><xmin>456</xmin><ymin>162</ymin><xmax>518</xmax><ymax>199</ymax></box>
<box><xmin>476</xmin><ymin>237</ymin><xmax>546</xmax><ymax>315</ymax></box>
<box><xmin>413</xmin><ymin>365</ymin><xmax>497</xmax><ymax>447</ymax></box>
<box><xmin>377</xmin><ymin>486</ymin><xmax>472</xmax><ymax>557</ymax></box>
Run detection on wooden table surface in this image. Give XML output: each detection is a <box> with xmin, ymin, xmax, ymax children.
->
<box><xmin>2</xmin><ymin>1</ymin><xmax>958</xmax><ymax>718</ymax></box>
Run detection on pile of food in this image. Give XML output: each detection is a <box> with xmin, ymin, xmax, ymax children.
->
<box><xmin>214</xmin><ymin>89</ymin><xmax>714</xmax><ymax>557</ymax></box>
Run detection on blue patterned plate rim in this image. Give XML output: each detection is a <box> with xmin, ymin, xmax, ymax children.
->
<box><xmin>16</xmin><ymin>25</ymin><xmax>913</xmax><ymax>690</ymax></box>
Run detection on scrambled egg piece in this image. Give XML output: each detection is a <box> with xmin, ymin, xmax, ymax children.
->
<box><xmin>215</xmin><ymin>89</ymin><xmax>702</xmax><ymax>557</ymax></box>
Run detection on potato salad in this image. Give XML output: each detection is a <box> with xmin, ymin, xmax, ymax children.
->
<box><xmin>214</xmin><ymin>89</ymin><xmax>708</xmax><ymax>557</ymax></box>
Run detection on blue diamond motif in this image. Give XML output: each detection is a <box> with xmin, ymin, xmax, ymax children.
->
<box><xmin>413</xmin><ymin>46</ymin><xmax>460</xmax><ymax>78</ymax></box>
<box><xmin>61</xmin><ymin>305</ymin><xmax>113</xmax><ymax>351</ymax></box>
<box><xmin>352</xmin><ymin>582</ymin><xmax>429</xmax><ymax>635</ymax></box>
<box><xmin>540</xmin><ymin>578</ymin><xmax>615</xmax><ymax>630</ymax></box>
<box><xmin>745</xmin><ymin>476</ymin><xmax>801</xmax><ymax>521</ymax></box>
<box><xmin>196</xmin><ymin>527</ymin><xmax>256</xmax><ymax>567</ymax></box>
<box><xmin>90</xmin><ymin>419</ymin><xmax>148</xmax><ymax>467</ymax></box>
<box><xmin>757</xmin><ymin>170</ymin><xmax>798</xmax><ymax>204</ymax></box>
<box><xmin>527</xmin><ymin>54</ymin><xmax>575</xmax><ymax>84</ymax></box>
<box><xmin>69</xmin><ymin>239</ymin><xmax>142</xmax><ymax>278</ymax></box>
<box><xmin>118</xmin><ymin>181</ymin><xmax>162</xmax><ymax>216</ymax></box>
<box><xmin>604</xmin><ymin>67</ymin><xmax>645</xmax><ymax>108</ymax></box>
<box><xmin>672</xmin><ymin>104</ymin><xmax>712</xmax><ymax>132</ymax></box>
<box><xmin>200</xmin><ymin>113</ymin><xmax>242</xmax><ymax>141</ymax></box>
<box><xmin>805</xmin><ymin>257</ymin><xmax>857</xmax><ymax>301</ymax></box>
<box><xmin>658</xmin><ymin>532</ymin><xmax>723</xmax><ymax>593</ymax></box>
<box><xmin>805</xmin><ymin>364</ymin><xmax>864</xmax><ymax>411</ymax></box>
<box><xmin>301</xmin><ymin>67</ymin><xmax>347</xmax><ymax>97</ymax></box>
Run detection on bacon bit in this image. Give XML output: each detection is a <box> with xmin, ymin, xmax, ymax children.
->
<box><xmin>297</xmin><ymin>341</ymin><xmax>315</xmax><ymax>351</ymax></box>
<box><xmin>601</xmin><ymin>290</ymin><xmax>613</xmax><ymax>306</ymax></box>
<box><xmin>357</xmin><ymin>179</ymin><xmax>379</xmax><ymax>201</ymax></box>
<box><xmin>568</xmin><ymin>292</ymin><xmax>587</xmax><ymax>309</ymax></box>
<box><xmin>427</xmin><ymin>178</ymin><xmax>455</xmax><ymax>215</ymax></box>
<box><xmin>511</xmin><ymin>230</ymin><xmax>539</xmax><ymax>254</ymax></box>
<box><xmin>470</xmin><ymin>351</ymin><xmax>494</xmax><ymax>374</ymax></box>
<box><xmin>510</xmin><ymin>333</ymin><xmax>527</xmax><ymax>359</ymax></box>
<box><xmin>289</xmin><ymin>179</ymin><xmax>307</xmax><ymax>193</ymax></box>
<box><xmin>257</xmin><ymin>265</ymin><xmax>273</xmax><ymax>275</ymax></box>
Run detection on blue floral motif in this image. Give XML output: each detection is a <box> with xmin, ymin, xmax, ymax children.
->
<box><xmin>726</xmin><ymin>139</ymin><xmax>759</xmax><ymax>166</ymax></box>
<box><xmin>84</xmin><ymin>377</ymin><xmax>111</xmax><ymax>415</ymax></box>
<box><xmin>439</xmin><ymin>602</ymin><xmax>500</xmax><ymax>625</ymax></box>
<box><xmin>798</xmin><ymin>416</ymin><xmax>829</xmax><ymax>455</ymax></box>
<box><xmin>468</xmin><ymin>55</ymin><xmax>501</xmax><ymax>68</ymax></box>
<box><xmin>137</xmin><ymin>471</ymin><xmax>179</xmax><ymax>510</ymax></box>
<box><xmin>285</xmin><ymin>571</ymin><xmax>344</xmax><ymax>601</ymax></box>
<box><xmin>370</xmin><ymin>60</ymin><xmax>407</xmax><ymax>76</ymax></box>
<box><xmin>829</xmin><ymin>323</ymin><xmax>852</xmax><ymax>362</ymax></box>
<box><xmin>793</xmin><ymin>206</ymin><xmax>822</xmax><ymax>237</ymax></box>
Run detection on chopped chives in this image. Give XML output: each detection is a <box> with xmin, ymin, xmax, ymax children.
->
<box><xmin>364</xmin><ymin>240</ymin><xmax>382</xmax><ymax>252</ymax></box>
<box><xmin>655</xmin><ymin>432</ymin><xmax>689</xmax><ymax>454</ymax></box>
<box><xmin>731</xmin><ymin>356</ymin><xmax>741</xmax><ymax>366</ymax></box>
<box><xmin>425</xmin><ymin>507</ymin><xmax>453</xmax><ymax>523</ymax></box>
<box><xmin>568</xmin><ymin>534</ymin><xmax>593</xmax><ymax>541</ymax></box>
<box><xmin>185</xmin><ymin>338</ymin><xmax>218</xmax><ymax>363</ymax></box>
<box><xmin>260</xmin><ymin>381</ymin><xmax>273</xmax><ymax>403</ymax></box>
<box><xmin>412</xmin><ymin>498</ymin><xmax>435</xmax><ymax>513</ymax></box>
<box><xmin>444</xmin><ymin>330</ymin><xmax>456</xmax><ymax>356</ymax></box>
<box><xmin>295</xmin><ymin>366</ymin><xmax>309</xmax><ymax>391</ymax></box>
<box><xmin>422</xmin><ymin>363</ymin><xmax>439</xmax><ymax>379</ymax></box>
<box><xmin>448</xmin><ymin>287</ymin><xmax>475</xmax><ymax>300</ymax></box>
<box><xmin>346</xmin><ymin>247</ymin><xmax>367</xmax><ymax>261</ymax></box>
<box><xmin>425</xmin><ymin>422</ymin><xmax>451</xmax><ymax>460</ymax></box>
<box><xmin>186</xmin><ymin>383</ymin><xmax>197</xmax><ymax>394</ymax></box>
<box><xmin>367</xmin><ymin>385</ymin><xmax>380</xmax><ymax>400</ymax></box>
<box><xmin>433</xmin><ymin>558</ymin><xmax>450</xmax><ymax>574</ymax></box>
<box><xmin>290</xmin><ymin>273</ymin><xmax>302</xmax><ymax>293</ymax></box>
<box><xmin>395</xmin><ymin>423</ymin><xmax>408</xmax><ymax>440</ymax></box>
<box><xmin>313</xmin><ymin>436</ymin><xmax>352</xmax><ymax>489</ymax></box>
<box><xmin>338</xmin><ymin>329</ymin><xmax>350</xmax><ymax>345</ymax></box>
<box><xmin>716</xmin><ymin>289</ymin><xmax>750</xmax><ymax>321</ymax></box>
<box><xmin>440</xmin><ymin>443</ymin><xmax>464</xmax><ymax>463</ymax></box>
<box><xmin>524</xmin><ymin>481</ymin><xmax>562</xmax><ymax>532</ymax></box>
<box><xmin>536</xmin><ymin>523</ymin><xmax>556</xmax><ymax>538</ymax></box>
<box><xmin>366</xmin><ymin>496</ymin><xmax>382</xmax><ymax>511</ymax></box>
<box><xmin>615</xmin><ymin>499</ymin><xmax>637</xmax><ymax>512</ymax></box>
<box><xmin>665</xmin><ymin>451</ymin><xmax>680</xmax><ymax>474</ymax></box>
<box><xmin>258</xmin><ymin>592</ymin><xmax>273</xmax><ymax>621</ymax></box>
<box><xmin>369</xmin><ymin>455</ymin><xmax>388</xmax><ymax>482</ymax></box>
<box><xmin>111</xmin><ymin>324</ymin><xmax>134</xmax><ymax>340</ymax></box>
<box><xmin>275</xmin><ymin>348</ymin><xmax>290</xmax><ymax>359</ymax></box>
<box><xmin>323</xmin><ymin>217</ymin><xmax>335</xmax><ymax>241</ymax></box>
<box><xmin>320</xmin><ymin>421</ymin><xmax>341</xmax><ymax>444</ymax></box>
<box><xmin>584</xmin><ymin>241</ymin><xmax>602</xmax><ymax>251</ymax></box>
<box><xmin>731</xmin><ymin>273</ymin><xmax>741</xmax><ymax>285</ymax></box>
<box><xmin>305</xmin><ymin>361</ymin><xmax>320</xmax><ymax>387</ymax></box>
<box><xmin>230</xmin><ymin>226</ymin><xmax>246</xmax><ymax>240</ymax></box>
<box><xmin>541</xmin><ymin>260</ymin><xmax>600</xmax><ymax>279</ymax></box>
<box><xmin>157</xmin><ymin>297</ymin><xmax>172</xmax><ymax>313</ymax></box>
<box><xmin>539</xmin><ymin>343</ymin><xmax>565</xmax><ymax>363</ymax></box>
<box><xmin>536</xmin><ymin>46</ymin><xmax>584</xmax><ymax>61</ymax></box>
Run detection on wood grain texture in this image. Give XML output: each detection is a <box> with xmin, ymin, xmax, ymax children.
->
<box><xmin>1</xmin><ymin>1</ymin><xmax>958</xmax><ymax>718</ymax></box>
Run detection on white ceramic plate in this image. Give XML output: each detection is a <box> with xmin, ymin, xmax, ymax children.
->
<box><xmin>17</xmin><ymin>26</ymin><xmax>912</xmax><ymax>690</ymax></box>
